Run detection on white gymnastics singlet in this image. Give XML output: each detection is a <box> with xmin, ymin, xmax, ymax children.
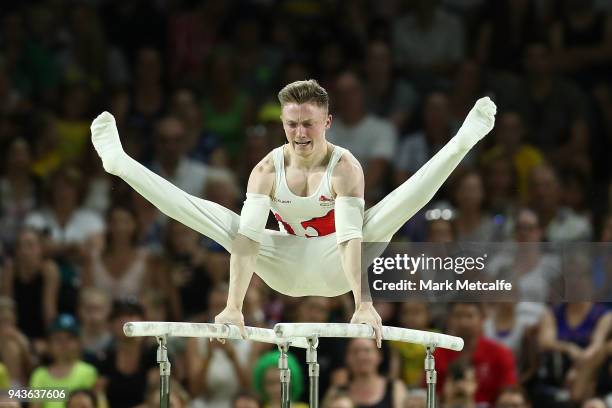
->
<box><xmin>270</xmin><ymin>144</ymin><xmax>347</xmax><ymax>238</ymax></box>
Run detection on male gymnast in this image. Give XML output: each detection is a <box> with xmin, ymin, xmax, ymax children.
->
<box><xmin>91</xmin><ymin>80</ymin><xmax>497</xmax><ymax>346</ymax></box>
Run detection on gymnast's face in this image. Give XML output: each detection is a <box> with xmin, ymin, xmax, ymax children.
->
<box><xmin>281</xmin><ymin>102</ymin><xmax>331</xmax><ymax>157</ymax></box>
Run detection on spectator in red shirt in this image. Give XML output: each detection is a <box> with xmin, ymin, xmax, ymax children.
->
<box><xmin>434</xmin><ymin>303</ymin><xmax>517</xmax><ymax>406</ymax></box>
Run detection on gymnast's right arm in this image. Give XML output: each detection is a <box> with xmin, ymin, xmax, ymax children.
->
<box><xmin>214</xmin><ymin>156</ymin><xmax>274</xmax><ymax>335</ymax></box>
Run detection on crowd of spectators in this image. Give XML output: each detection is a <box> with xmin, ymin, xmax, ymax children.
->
<box><xmin>1</xmin><ymin>0</ymin><xmax>612</xmax><ymax>407</ymax></box>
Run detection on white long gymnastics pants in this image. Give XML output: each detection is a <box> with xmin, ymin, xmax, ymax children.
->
<box><xmin>110</xmin><ymin>135</ymin><xmax>473</xmax><ymax>297</ymax></box>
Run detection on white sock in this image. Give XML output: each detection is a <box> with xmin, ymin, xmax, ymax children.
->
<box><xmin>455</xmin><ymin>97</ymin><xmax>497</xmax><ymax>151</ymax></box>
<box><xmin>90</xmin><ymin>111</ymin><xmax>128</xmax><ymax>176</ymax></box>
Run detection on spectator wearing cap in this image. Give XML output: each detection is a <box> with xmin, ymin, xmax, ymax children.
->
<box><xmin>87</xmin><ymin>301</ymin><xmax>158</xmax><ymax>408</ymax></box>
<box><xmin>29</xmin><ymin>314</ymin><xmax>98</xmax><ymax>408</ymax></box>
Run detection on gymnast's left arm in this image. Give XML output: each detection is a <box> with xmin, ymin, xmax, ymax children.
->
<box><xmin>332</xmin><ymin>154</ymin><xmax>383</xmax><ymax>348</ymax></box>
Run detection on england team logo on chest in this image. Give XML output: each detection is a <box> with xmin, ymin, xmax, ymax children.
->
<box><xmin>319</xmin><ymin>195</ymin><xmax>334</xmax><ymax>207</ymax></box>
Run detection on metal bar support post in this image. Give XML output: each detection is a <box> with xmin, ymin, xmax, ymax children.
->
<box><xmin>278</xmin><ymin>343</ymin><xmax>291</xmax><ymax>408</ymax></box>
<box><xmin>156</xmin><ymin>335</ymin><xmax>171</xmax><ymax>408</ymax></box>
<box><xmin>425</xmin><ymin>345</ymin><xmax>437</xmax><ymax>408</ymax></box>
<box><xmin>306</xmin><ymin>337</ymin><xmax>320</xmax><ymax>408</ymax></box>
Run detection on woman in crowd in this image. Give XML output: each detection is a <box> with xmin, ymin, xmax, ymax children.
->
<box><xmin>81</xmin><ymin>204</ymin><xmax>158</xmax><ymax>302</ymax></box>
<box><xmin>1</xmin><ymin>228</ymin><xmax>59</xmax><ymax>340</ymax></box>
<box><xmin>328</xmin><ymin>339</ymin><xmax>405</xmax><ymax>408</ymax></box>
<box><xmin>77</xmin><ymin>287</ymin><xmax>113</xmax><ymax>357</ymax></box>
<box><xmin>91</xmin><ymin>301</ymin><xmax>158</xmax><ymax>408</ymax></box>
<box><xmin>452</xmin><ymin>171</ymin><xmax>497</xmax><ymax>242</ymax></box>
<box><xmin>538</xmin><ymin>301</ymin><xmax>611</xmax><ymax>401</ymax></box>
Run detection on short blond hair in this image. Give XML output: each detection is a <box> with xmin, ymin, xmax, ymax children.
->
<box><xmin>278</xmin><ymin>79</ymin><xmax>329</xmax><ymax>111</ymax></box>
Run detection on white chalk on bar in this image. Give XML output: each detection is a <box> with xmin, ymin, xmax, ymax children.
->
<box><xmin>123</xmin><ymin>321</ymin><xmax>310</xmax><ymax>348</ymax></box>
<box><xmin>274</xmin><ymin>323</ymin><xmax>464</xmax><ymax>351</ymax></box>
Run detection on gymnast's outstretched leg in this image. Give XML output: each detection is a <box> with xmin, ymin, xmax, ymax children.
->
<box><xmin>363</xmin><ymin>97</ymin><xmax>497</xmax><ymax>242</ymax></box>
<box><xmin>90</xmin><ymin>112</ymin><xmax>240</xmax><ymax>251</ymax></box>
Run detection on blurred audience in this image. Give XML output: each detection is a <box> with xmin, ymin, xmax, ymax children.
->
<box><xmin>0</xmin><ymin>1</ymin><xmax>610</xmax><ymax>407</ymax></box>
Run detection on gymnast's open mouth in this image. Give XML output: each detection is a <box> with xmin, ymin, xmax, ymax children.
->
<box><xmin>295</xmin><ymin>141</ymin><xmax>311</xmax><ymax>146</ymax></box>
